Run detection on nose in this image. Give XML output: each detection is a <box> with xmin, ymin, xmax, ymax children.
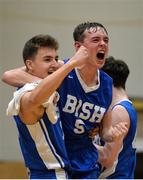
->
<box><xmin>51</xmin><ymin>59</ymin><xmax>59</xmax><ymax>69</ymax></box>
<box><xmin>99</xmin><ymin>39</ymin><xmax>106</xmax><ymax>46</ymax></box>
<box><xmin>51</xmin><ymin>59</ymin><xmax>58</xmax><ymax>65</ymax></box>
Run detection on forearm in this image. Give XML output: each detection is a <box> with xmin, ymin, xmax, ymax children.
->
<box><xmin>27</xmin><ymin>60</ymin><xmax>76</xmax><ymax>107</ymax></box>
<box><xmin>96</xmin><ymin>139</ymin><xmax>123</xmax><ymax>168</ymax></box>
<box><xmin>1</xmin><ymin>66</ymin><xmax>40</xmax><ymax>87</ymax></box>
<box><xmin>23</xmin><ymin>46</ymin><xmax>88</xmax><ymax>108</ymax></box>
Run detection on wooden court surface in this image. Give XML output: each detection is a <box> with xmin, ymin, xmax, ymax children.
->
<box><xmin>0</xmin><ymin>161</ymin><xmax>28</xmax><ymax>179</ymax></box>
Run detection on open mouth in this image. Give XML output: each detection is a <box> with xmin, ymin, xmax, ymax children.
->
<box><xmin>48</xmin><ymin>70</ymin><xmax>55</xmax><ymax>75</ymax></box>
<box><xmin>96</xmin><ymin>52</ymin><xmax>105</xmax><ymax>60</ymax></box>
<box><xmin>48</xmin><ymin>67</ymin><xmax>58</xmax><ymax>75</ymax></box>
<box><xmin>48</xmin><ymin>72</ymin><xmax>53</xmax><ymax>75</ymax></box>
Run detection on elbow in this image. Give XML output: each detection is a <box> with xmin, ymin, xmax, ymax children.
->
<box><xmin>28</xmin><ymin>97</ymin><xmax>37</xmax><ymax>107</ymax></box>
<box><xmin>1</xmin><ymin>71</ymin><xmax>10</xmax><ymax>83</ymax></box>
<box><xmin>1</xmin><ymin>71</ymin><xmax>16</xmax><ymax>86</ymax></box>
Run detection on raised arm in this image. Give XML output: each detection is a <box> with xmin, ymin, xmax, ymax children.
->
<box><xmin>1</xmin><ymin>66</ymin><xmax>41</xmax><ymax>87</ymax></box>
<box><xmin>19</xmin><ymin>46</ymin><xmax>89</xmax><ymax>124</ymax></box>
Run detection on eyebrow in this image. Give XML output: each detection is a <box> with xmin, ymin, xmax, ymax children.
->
<box><xmin>43</xmin><ymin>55</ymin><xmax>52</xmax><ymax>58</ymax></box>
<box><xmin>91</xmin><ymin>36</ymin><xmax>109</xmax><ymax>40</ymax></box>
<box><xmin>43</xmin><ymin>55</ymin><xmax>59</xmax><ymax>59</ymax></box>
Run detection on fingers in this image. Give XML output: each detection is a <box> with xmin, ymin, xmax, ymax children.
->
<box><xmin>115</xmin><ymin>122</ymin><xmax>128</xmax><ymax>134</ymax></box>
<box><xmin>88</xmin><ymin>126</ymin><xmax>100</xmax><ymax>138</ymax></box>
<box><xmin>58</xmin><ymin>60</ymin><xmax>64</xmax><ymax>67</ymax></box>
<box><xmin>69</xmin><ymin>46</ymin><xmax>89</xmax><ymax>68</ymax></box>
<box><xmin>111</xmin><ymin>122</ymin><xmax>128</xmax><ymax>141</ymax></box>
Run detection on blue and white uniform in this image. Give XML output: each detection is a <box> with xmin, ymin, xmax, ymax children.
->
<box><xmin>99</xmin><ymin>99</ymin><xmax>137</xmax><ymax>179</ymax></box>
<box><xmin>58</xmin><ymin>63</ymin><xmax>113</xmax><ymax>179</ymax></box>
<box><xmin>7</xmin><ymin>82</ymin><xmax>70</xmax><ymax>179</ymax></box>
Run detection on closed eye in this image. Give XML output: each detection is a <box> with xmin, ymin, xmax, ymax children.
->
<box><xmin>104</xmin><ymin>38</ymin><xmax>109</xmax><ymax>44</ymax></box>
<box><xmin>92</xmin><ymin>38</ymin><xmax>99</xmax><ymax>43</ymax></box>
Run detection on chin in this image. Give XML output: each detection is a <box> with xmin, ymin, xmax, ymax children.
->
<box><xmin>96</xmin><ymin>61</ymin><xmax>105</xmax><ymax>69</ymax></box>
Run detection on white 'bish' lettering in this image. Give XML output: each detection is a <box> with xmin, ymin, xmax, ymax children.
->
<box><xmin>63</xmin><ymin>95</ymin><xmax>106</xmax><ymax>134</ymax></box>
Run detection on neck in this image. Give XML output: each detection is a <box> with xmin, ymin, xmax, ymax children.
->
<box><xmin>77</xmin><ymin>66</ymin><xmax>98</xmax><ymax>86</ymax></box>
<box><xmin>112</xmin><ymin>87</ymin><xmax>128</xmax><ymax>106</ymax></box>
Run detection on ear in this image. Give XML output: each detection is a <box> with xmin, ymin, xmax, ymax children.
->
<box><xmin>25</xmin><ymin>59</ymin><xmax>33</xmax><ymax>71</ymax></box>
<box><xmin>74</xmin><ymin>41</ymin><xmax>81</xmax><ymax>51</ymax></box>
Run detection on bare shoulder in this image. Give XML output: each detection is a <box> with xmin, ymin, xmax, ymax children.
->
<box><xmin>112</xmin><ymin>105</ymin><xmax>130</xmax><ymax>129</ymax></box>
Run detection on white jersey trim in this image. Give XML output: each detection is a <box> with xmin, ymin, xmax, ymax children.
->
<box><xmin>75</xmin><ymin>68</ymin><xmax>100</xmax><ymax>93</ymax></box>
<box><xmin>26</xmin><ymin>119</ymin><xmax>64</xmax><ymax>169</ymax></box>
<box><xmin>6</xmin><ymin>81</ymin><xmax>59</xmax><ymax>124</ymax></box>
<box><xmin>113</xmin><ymin>99</ymin><xmax>132</xmax><ymax>107</ymax></box>
<box><xmin>55</xmin><ymin>169</ymin><xmax>67</xmax><ymax>179</ymax></box>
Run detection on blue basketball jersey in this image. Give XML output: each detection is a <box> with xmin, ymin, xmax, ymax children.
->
<box><xmin>13</xmin><ymin>110</ymin><xmax>70</xmax><ymax>178</ymax></box>
<box><xmin>107</xmin><ymin>99</ymin><xmax>137</xmax><ymax>179</ymax></box>
<box><xmin>58</xmin><ymin>63</ymin><xmax>112</xmax><ymax>178</ymax></box>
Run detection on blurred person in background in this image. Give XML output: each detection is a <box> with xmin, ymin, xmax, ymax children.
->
<box><xmin>94</xmin><ymin>56</ymin><xmax>137</xmax><ymax>179</ymax></box>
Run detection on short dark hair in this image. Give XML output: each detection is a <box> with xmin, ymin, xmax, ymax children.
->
<box><xmin>73</xmin><ymin>22</ymin><xmax>108</xmax><ymax>42</ymax></box>
<box><xmin>22</xmin><ymin>34</ymin><xmax>59</xmax><ymax>64</ymax></box>
<box><xmin>102</xmin><ymin>56</ymin><xmax>130</xmax><ymax>89</ymax></box>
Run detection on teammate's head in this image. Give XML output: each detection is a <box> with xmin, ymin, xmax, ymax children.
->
<box><xmin>22</xmin><ymin>34</ymin><xmax>59</xmax><ymax>79</ymax></box>
<box><xmin>73</xmin><ymin>22</ymin><xmax>109</xmax><ymax>69</ymax></box>
<box><xmin>23</xmin><ymin>34</ymin><xmax>59</xmax><ymax>64</ymax></box>
<box><xmin>102</xmin><ymin>56</ymin><xmax>130</xmax><ymax>89</ymax></box>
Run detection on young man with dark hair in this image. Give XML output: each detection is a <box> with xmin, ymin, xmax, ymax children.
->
<box><xmin>6</xmin><ymin>34</ymin><xmax>91</xmax><ymax>179</ymax></box>
<box><xmin>2</xmin><ymin>23</ymin><xmax>127</xmax><ymax>179</ymax></box>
